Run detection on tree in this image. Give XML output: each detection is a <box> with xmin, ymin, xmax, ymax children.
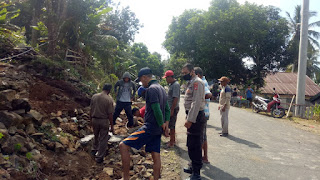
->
<box><xmin>131</xmin><ymin>42</ymin><xmax>164</xmax><ymax>77</ymax></box>
<box><xmin>163</xmin><ymin>0</ymin><xmax>289</xmax><ymax>87</ymax></box>
<box><xmin>286</xmin><ymin>5</ymin><xmax>320</xmax><ymax>72</ymax></box>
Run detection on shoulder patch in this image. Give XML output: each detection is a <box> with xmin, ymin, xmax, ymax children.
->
<box><xmin>194</xmin><ymin>82</ymin><xmax>198</xmax><ymax>90</ymax></box>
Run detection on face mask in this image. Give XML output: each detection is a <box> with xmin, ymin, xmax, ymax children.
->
<box><xmin>183</xmin><ymin>73</ymin><xmax>192</xmax><ymax>81</ymax></box>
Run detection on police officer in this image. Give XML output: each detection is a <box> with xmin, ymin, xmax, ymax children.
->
<box><xmin>182</xmin><ymin>63</ymin><xmax>206</xmax><ymax>180</ymax></box>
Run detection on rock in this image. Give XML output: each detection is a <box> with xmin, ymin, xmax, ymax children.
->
<box><xmin>51</xmin><ymin>117</ymin><xmax>63</xmax><ymax>126</ymax></box>
<box><xmin>103</xmin><ymin>167</ymin><xmax>114</xmax><ymax>176</ymax></box>
<box><xmin>25</xmin><ymin>142</ymin><xmax>36</xmax><ymax>151</ymax></box>
<box><xmin>8</xmin><ymin>126</ymin><xmax>17</xmax><ymax>135</ymax></box>
<box><xmin>71</xmin><ymin>117</ymin><xmax>78</xmax><ymax>123</ymax></box>
<box><xmin>31</xmin><ymin>149</ymin><xmax>42</xmax><ymax>161</ymax></box>
<box><xmin>143</xmin><ymin>160</ymin><xmax>153</xmax><ymax>169</ymax></box>
<box><xmin>0</xmin><ymin>111</ymin><xmax>23</xmax><ymax>128</ymax></box>
<box><xmin>26</xmin><ymin>124</ymin><xmax>36</xmax><ymax>135</ymax></box>
<box><xmin>11</xmin><ymin>98</ymin><xmax>31</xmax><ymax>113</ymax></box>
<box><xmin>0</xmin><ymin>122</ymin><xmax>6</xmax><ymax>129</ymax></box>
<box><xmin>80</xmin><ymin>134</ymin><xmax>94</xmax><ymax>145</ymax></box>
<box><xmin>16</xmin><ymin>129</ymin><xmax>26</xmax><ymax>137</ymax></box>
<box><xmin>79</xmin><ymin>129</ymin><xmax>86</xmax><ymax>138</ymax></box>
<box><xmin>47</xmin><ymin>142</ymin><xmax>55</xmax><ymax>151</ymax></box>
<box><xmin>2</xmin><ymin>134</ymin><xmax>26</xmax><ymax>154</ymax></box>
<box><xmin>0</xmin><ymin>89</ymin><xmax>16</xmax><ymax>102</ymax></box>
<box><xmin>0</xmin><ymin>128</ymin><xmax>9</xmax><ymax>145</ymax></box>
<box><xmin>0</xmin><ymin>168</ymin><xmax>10</xmax><ymax>179</ymax></box>
<box><xmin>55</xmin><ymin>142</ymin><xmax>65</xmax><ymax>153</ymax></box>
<box><xmin>28</xmin><ymin>110</ymin><xmax>43</xmax><ymax>123</ymax></box>
<box><xmin>59</xmin><ymin>136</ymin><xmax>69</xmax><ymax>146</ymax></box>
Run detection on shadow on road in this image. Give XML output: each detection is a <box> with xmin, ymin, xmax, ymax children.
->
<box><xmin>207</xmin><ymin>124</ymin><xmax>222</xmax><ymax>131</ymax></box>
<box><xmin>202</xmin><ymin>163</ymin><xmax>250</xmax><ymax>180</ymax></box>
<box><xmin>226</xmin><ymin>135</ymin><xmax>262</xmax><ymax>149</ymax></box>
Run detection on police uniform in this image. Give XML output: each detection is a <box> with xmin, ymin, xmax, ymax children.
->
<box><xmin>184</xmin><ymin>76</ymin><xmax>206</xmax><ymax>175</ymax></box>
<box><xmin>219</xmin><ymin>85</ymin><xmax>231</xmax><ymax>134</ymax></box>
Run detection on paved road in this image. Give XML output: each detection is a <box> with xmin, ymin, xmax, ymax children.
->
<box><xmin>175</xmin><ymin>98</ymin><xmax>320</xmax><ymax>180</ymax></box>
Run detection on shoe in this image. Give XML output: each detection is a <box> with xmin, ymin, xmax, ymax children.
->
<box><xmin>220</xmin><ymin>133</ymin><xmax>228</xmax><ymax>137</ymax></box>
<box><xmin>183</xmin><ymin>167</ymin><xmax>193</xmax><ymax>174</ymax></box>
<box><xmin>186</xmin><ymin>173</ymin><xmax>201</xmax><ymax>180</ymax></box>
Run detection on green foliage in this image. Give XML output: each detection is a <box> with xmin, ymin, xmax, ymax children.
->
<box><xmin>131</xmin><ymin>43</ymin><xmax>164</xmax><ymax>77</ymax></box>
<box><xmin>312</xmin><ymin>104</ymin><xmax>320</xmax><ymax>121</ymax></box>
<box><xmin>285</xmin><ymin>5</ymin><xmax>320</xmax><ymax>73</ymax></box>
<box><xmin>3</xmin><ymin>155</ymin><xmax>9</xmax><ymax>161</ymax></box>
<box><xmin>14</xmin><ymin>143</ymin><xmax>22</xmax><ymax>151</ymax></box>
<box><xmin>164</xmin><ymin>0</ymin><xmax>289</xmax><ymax>87</ymax></box>
<box><xmin>39</xmin><ymin>123</ymin><xmax>59</xmax><ymax>142</ymax></box>
<box><xmin>26</xmin><ymin>152</ymin><xmax>33</xmax><ymax>160</ymax></box>
<box><xmin>0</xmin><ymin>132</ymin><xmax>3</xmax><ymax>139</ymax></box>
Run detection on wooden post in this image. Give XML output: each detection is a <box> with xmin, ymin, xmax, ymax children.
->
<box><xmin>306</xmin><ymin>107</ymin><xmax>310</xmax><ymax>120</ymax></box>
<box><xmin>286</xmin><ymin>95</ymin><xmax>296</xmax><ymax>119</ymax></box>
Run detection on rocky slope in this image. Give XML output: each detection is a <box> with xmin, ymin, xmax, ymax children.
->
<box><xmin>0</xmin><ymin>62</ymin><xmax>180</xmax><ymax>180</ymax></box>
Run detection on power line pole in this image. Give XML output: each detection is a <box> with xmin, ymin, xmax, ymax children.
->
<box><xmin>295</xmin><ymin>0</ymin><xmax>309</xmax><ymax>117</ymax></box>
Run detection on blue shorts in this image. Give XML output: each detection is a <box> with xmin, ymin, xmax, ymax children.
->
<box><xmin>122</xmin><ymin>127</ymin><xmax>161</xmax><ymax>153</ymax></box>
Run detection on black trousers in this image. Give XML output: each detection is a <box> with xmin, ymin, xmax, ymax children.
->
<box><xmin>186</xmin><ymin>110</ymin><xmax>206</xmax><ymax>175</ymax></box>
<box><xmin>113</xmin><ymin>101</ymin><xmax>133</xmax><ymax>126</ymax></box>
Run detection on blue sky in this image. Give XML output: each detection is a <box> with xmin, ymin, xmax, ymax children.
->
<box><xmin>117</xmin><ymin>0</ymin><xmax>320</xmax><ymax>58</ymax></box>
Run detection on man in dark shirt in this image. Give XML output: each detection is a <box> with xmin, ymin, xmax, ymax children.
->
<box><xmin>90</xmin><ymin>84</ymin><xmax>114</xmax><ymax>163</ymax></box>
<box><xmin>119</xmin><ymin>67</ymin><xmax>170</xmax><ymax>180</ymax></box>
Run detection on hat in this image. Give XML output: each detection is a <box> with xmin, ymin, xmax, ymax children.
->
<box><xmin>162</xmin><ymin>70</ymin><xmax>174</xmax><ymax>79</ymax></box>
<box><xmin>218</xmin><ymin>76</ymin><xmax>230</xmax><ymax>83</ymax></box>
<box><xmin>136</xmin><ymin>67</ymin><xmax>152</xmax><ymax>82</ymax></box>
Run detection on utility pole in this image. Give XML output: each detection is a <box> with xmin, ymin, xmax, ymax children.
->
<box><xmin>295</xmin><ymin>0</ymin><xmax>309</xmax><ymax>117</ymax></box>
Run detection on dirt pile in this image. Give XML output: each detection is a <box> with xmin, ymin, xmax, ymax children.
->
<box><xmin>0</xmin><ymin>62</ymin><xmax>180</xmax><ymax>180</ymax></box>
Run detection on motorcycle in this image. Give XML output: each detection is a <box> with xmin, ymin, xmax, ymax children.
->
<box><xmin>252</xmin><ymin>88</ymin><xmax>286</xmax><ymax>118</ymax></box>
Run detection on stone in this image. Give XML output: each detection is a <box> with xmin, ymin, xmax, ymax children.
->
<box><xmin>0</xmin><ymin>89</ymin><xmax>16</xmax><ymax>102</ymax></box>
<box><xmin>31</xmin><ymin>149</ymin><xmax>42</xmax><ymax>161</ymax></box>
<box><xmin>103</xmin><ymin>167</ymin><xmax>114</xmax><ymax>176</ymax></box>
<box><xmin>59</xmin><ymin>136</ymin><xmax>70</xmax><ymax>146</ymax></box>
<box><xmin>0</xmin><ymin>168</ymin><xmax>11</xmax><ymax>179</ymax></box>
<box><xmin>0</xmin><ymin>122</ymin><xmax>6</xmax><ymax>129</ymax></box>
<box><xmin>55</xmin><ymin>142</ymin><xmax>65</xmax><ymax>153</ymax></box>
<box><xmin>47</xmin><ymin>142</ymin><xmax>55</xmax><ymax>151</ymax></box>
<box><xmin>16</xmin><ymin>129</ymin><xmax>26</xmax><ymax>137</ymax></box>
<box><xmin>1</xmin><ymin>134</ymin><xmax>26</xmax><ymax>154</ymax></box>
<box><xmin>8</xmin><ymin>126</ymin><xmax>17</xmax><ymax>135</ymax></box>
<box><xmin>25</xmin><ymin>142</ymin><xmax>36</xmax><ymax>151</ymax></box>
<box><xmin>0</xmin><ymin>128</ymin><xmax>9</xmax><ymax>145</ymax></box>
<box><xmin>11</xmin><ymin>98</ymin><xmax>31</xmax><ymax>113</ymax></box>
<box><xmin>26</xmin><ymin>123</ymin><xmax>36</xmax><ymax>135</ymax></box>
<box><xmin>0</xmin><ymin>111</ymin><xmax>23</xmax><ymax>128</ymax></box>
<box><xmin>51</xmin><ymin>117</ymin><xmax>63</xmax><ymax>126</ymax></box>
<box><xmin>29</xmin><ymin>110</ymin><xmax>43</xmax><ymax>122</ymax></box>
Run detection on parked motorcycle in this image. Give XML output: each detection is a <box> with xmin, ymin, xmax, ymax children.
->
<box><xmin>252</xmin><ymin>88</ymin><xmax>286</xmax><ymax>118</ymax></box>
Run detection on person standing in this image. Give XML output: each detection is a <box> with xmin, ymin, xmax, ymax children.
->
<box><xmin>163</xmin><ymin>70</ymin><xmax>180</xmax><ymax>147</ymax></box>
<box><xmin>113</xmin><ymin>72</ymin><xmax>137</xmax><ymax>127</ymax></box>
<box><xmin>218</xmin><ymin>77</ymin><xmax>231</xmax><ymax>137</ymax></box>
<box><xmin>90</xmin><ymin>84</ymin><xmax>115</xmax><ymax>163</ymax></box>
<box><xmin>246</xmin><ymin>85</ymin><xmax>254</xmax><ymax>106</ymax></box>
<box><xmin>194</xmin><ymin>67</ymin><xmax>212</xmax><ymax>164</ymax></box>
<box><xmin>119</xmin><ymin>67</ymin><xmax>170</xmax><ymax>180</ymax></box>
<box><xmin>182</xmin><ymin>63</ymin><xmax>206</xmax><ymax>180</ymax></box>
